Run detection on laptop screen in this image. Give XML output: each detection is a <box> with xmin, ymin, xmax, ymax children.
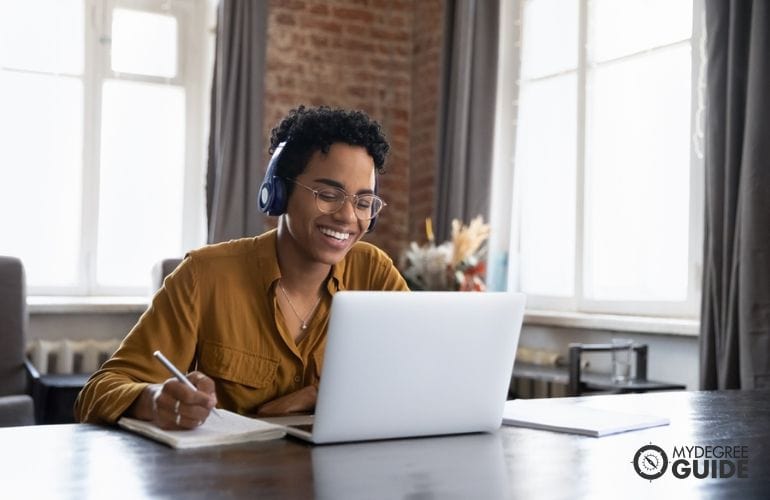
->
<box><xmin>306</xmin><ymin>291</ymin><xmax>526</xmax><ymax>444</ymax></box>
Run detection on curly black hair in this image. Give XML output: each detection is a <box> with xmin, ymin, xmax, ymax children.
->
<box><xmin>268</xmin><ymin>105</ymin><xmax>390</xmax><ymax>183</ymax></box>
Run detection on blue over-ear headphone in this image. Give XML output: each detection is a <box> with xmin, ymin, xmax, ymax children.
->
<box><xmin>257</xmin><ymin>141</ymin><xmax>379</xmax><ymax>232</ymax></box>
<box><xmin>258</xmin><ymin>141</ymin><xmax>289</xmax><ymax>216</ymax></box>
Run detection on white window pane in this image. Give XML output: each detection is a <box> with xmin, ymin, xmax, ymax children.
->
<box><xmin>0</xmin><ymin>72</ymin><xmax>83</xmax><ymax>287</ymax></box>
<box><xmin>0</xmin><ymin>0</ymin><xmax>84</xmax><ymax>74</ymax></box>
<box><xmin>111</xmin><ymin>8</ymin><xmax>178</xmax><ymax>78</ymax></box>
<box><xmin>589</xmin><ymin>0</ymin><xmax>692</xmax><ymax>62</ymax></box>
<box><xmin>97</xmin><ymin>80</ymin><xmax>185</xmax><ymax>288</ymax></box>
<box><xmin>520</xmin><ymin>0</ymin><xmax>578</xmax><ymax>79</ymax></box>
<box><xmin>584</xmin><ymin>46</ymin><xmax>691</xmax><ymax>301</ymax></box>
<box><xmin>515</xmin><ymin>75</ymin><xmax>577</xmax><ymax>296</ymax></box>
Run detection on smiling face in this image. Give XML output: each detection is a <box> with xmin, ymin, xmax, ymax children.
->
<box><xmin>280</xmin><ymin>143</ymin><xmax>376</xmax><ymax>268</ymax></box>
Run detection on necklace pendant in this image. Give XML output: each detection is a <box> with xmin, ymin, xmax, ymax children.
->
<box><xmin>278</xmin><ymin>280</ymin><xmax>320</xmax><ymax>335</ymax></box>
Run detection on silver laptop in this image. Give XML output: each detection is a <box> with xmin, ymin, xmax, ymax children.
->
<box><xmin>282</xmin><ymin>291</ymin><xmax>526</xmax><ymax>444</ymax></box>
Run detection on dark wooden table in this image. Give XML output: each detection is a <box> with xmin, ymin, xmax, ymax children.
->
<box><xmin>1</xmin><ymin>390</ymin><xmax>767</xmax><ymax>499</ymax></box>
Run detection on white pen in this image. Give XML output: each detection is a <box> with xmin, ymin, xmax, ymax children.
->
<box><xmin>153</xmin><ymin>350</ymin><xmax>222</xmax><ymax>418</ymax></box>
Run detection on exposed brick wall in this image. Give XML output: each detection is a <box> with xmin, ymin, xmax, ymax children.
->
<box><xmin>262</xmin><ymin>0</ymin><xmax>445</xmax><ymax>262</ymax></box>
<box><xmin>409</xmin><ymin>0</ymin><xmax>443</xmax><ymax>247</ymax></box>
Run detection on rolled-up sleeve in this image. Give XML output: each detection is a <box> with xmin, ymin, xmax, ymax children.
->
<box><xmin>74</xmin><ymin>256</ymin><xmax>200</xmax><ymax>424</ymax></box>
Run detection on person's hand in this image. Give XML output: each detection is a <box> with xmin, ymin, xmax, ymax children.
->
<box><xmin>256</xmin><ymin>385</ymin><xmax>317</xmax><ymax>417</ymax></box>
<box><xmin>130</xmin><ymin>371</ymin><xmax>218</xmax><ymax>430</ymax></box>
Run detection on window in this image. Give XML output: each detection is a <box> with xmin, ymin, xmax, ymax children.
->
<box><xmin>496</xmin><ymin>0</ymin><xmax>703</xmax><ymax>318</ymax></box>
<box><xmin>0</xmin><ymin>0</ymin><xmax>213</xmax><ymax>296</ymax></box>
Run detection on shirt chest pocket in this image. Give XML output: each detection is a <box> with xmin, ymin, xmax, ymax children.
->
<box><xmin>199</xmin><ymin>341</ymin><xmax>279</xmax><ymax>389</ymax></box>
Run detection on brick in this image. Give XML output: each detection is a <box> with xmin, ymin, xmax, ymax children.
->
<box><xmin>310</xmin><ymin>33</ymin><xmax>330</xmax><ymax>47</ymax></box>
<box><xmin>333</xmin><ymin>7</ymin><xmax>376</xmax><ymax>23</ymax></box>
<box><xmin>370</xmin><ymin>27</ymin><xmax>410</xmax><ymax>42</ymax></box>
<box><xmin>391</xmin><ymin>108</ymin><xmax>409</xmax><ymax>121</ymax></box>
<box><xmin>376</xmin><ymin>43</ymin><xmax>410</xmax><ymax>57</ymax></box>
<box><xmin>332</xmin><ymin>37</ymin><xmax>376</xmax><ymax>53</ymax></box>
<box><xmin>308</xmin><ymin>3</ymin><xmax>329</xmax><ymax>15</ymax></box>
<box><xmin>272</xmin><ymin>0</ymin><xmax>306</xmax><ymax>10</ymax></box>
<box><xmin>387</xmin><ymin>14</ymin><xmax>410</xmax><ymax>28</ymax></box>
<box><xmin>301</xmin><ymin>17</ymin><xmax>343</xmax><ymax>34</ymax></box>
<box><xmin>366</xmin><ymin>57</ymin><xmax>409</xmax><ymax>72</ymax></box>
<box><xmin>371</xmin><ymin>0</ymin><xmax>411</xmax><ymax>10</ymax></box>
<box><xmin>274</xmin><ymin>12</ymin><xmax>296</xmax><ymax>26</ymax></box>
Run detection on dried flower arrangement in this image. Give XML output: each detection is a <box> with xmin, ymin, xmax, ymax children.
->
<box><xmin>400</xmin><ymin>216</ymin><xmax>490</xmax><ymax>291</ymax></box>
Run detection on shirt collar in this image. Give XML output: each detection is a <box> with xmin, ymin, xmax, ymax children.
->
<box><xmin>328</xmin><ymin>255</ymin><xmax>347</xmax><ymax>295</ymax></box>
<box><xmin>254</xmin><ymin>228</ymin><xmax>349</xmax><ymax>295</ymax></box>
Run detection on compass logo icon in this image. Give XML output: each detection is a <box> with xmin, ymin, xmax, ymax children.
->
<box><xmin>633</xmin><ymin>444</ymin><xmax>669</xmax><ymax>480</ymax></box>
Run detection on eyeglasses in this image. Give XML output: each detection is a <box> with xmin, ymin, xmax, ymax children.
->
<box><xmin>289</xmin><ymin>179</ymin><xmax>386</xmax><ymax>221</ymax></box>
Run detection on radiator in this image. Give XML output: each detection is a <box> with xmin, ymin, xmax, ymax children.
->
<box><xmin>510</xmin><ymin>375</ymin><xmax>569</xmax><ymax>398</ymax></box>
<box><xmin>27</xmin><ymin>339</ymin><xmax>122</xmax><ymax>375</ymax></box>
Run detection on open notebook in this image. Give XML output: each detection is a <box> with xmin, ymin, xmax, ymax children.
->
<box><xmin>118</xmin><ymin>410</ymin><xmax>285</xmax><ymax>449</ymax></box>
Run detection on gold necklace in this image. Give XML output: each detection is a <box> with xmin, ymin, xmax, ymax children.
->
<box><xmin>278</xmin><ymin>281</ymin><xmax>322</xmax><ymax>331</ymax></box>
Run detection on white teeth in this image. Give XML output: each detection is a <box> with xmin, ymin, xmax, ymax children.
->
<box><xmin>320</xmin><ymin>227</ymin><xmax>350</xmax><ymax>241</ymax></box>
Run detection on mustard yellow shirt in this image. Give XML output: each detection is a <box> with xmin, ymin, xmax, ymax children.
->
<box><xmin>75</xmin><ymin>229</ymin><xmax>408</xmax><ymax>424</ymax></box>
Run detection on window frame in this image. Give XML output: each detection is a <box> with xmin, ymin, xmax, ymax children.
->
<box><xmin>491</xmin><ymin>0</ymin><xmax>705</xmax><ymax>320</ymax></box>
<box><xmin>17</xmin><ymin>0</ymin><xmax>211</xmax><ymax>297</ymax></box>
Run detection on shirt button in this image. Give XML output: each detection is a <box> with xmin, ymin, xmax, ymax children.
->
<box><xmin>294</xmin><ymin>376</ymin><xmax>301</xmax><ymax>383</ymax></box>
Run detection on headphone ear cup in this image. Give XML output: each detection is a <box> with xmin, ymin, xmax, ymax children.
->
<box><xmin>258</xmin><ymin>176</ymin><xmax>288</xmax><ymax>215</ymax></box>
<box><xmin>258</xmin><ymin>141</ymin><xmax>288</xmax><ymax>215</ymax></box>
<box><xmin>258</xmin><ymin>178</ymin><xmax>273</xmax><ymax>213</ymax></box>
<box><xmin>272</xmin><ymin>176</ymin><xmax>287</xmax><ymax>214</ymax></box>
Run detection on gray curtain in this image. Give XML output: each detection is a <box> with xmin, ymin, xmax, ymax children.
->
<box><xmin>434</xmin><ymin>0</ymin><xmax>499</xmax><ymax>242</ymax></box>
<box><xmin>206</xmin><ymin>0</ymin><xmax>268</xmax><ymax>243</ymax></box>
<box><xmin>700</xmin><ymin>0</ymin><xmax>770</xmax><ymax>390</ymax></box>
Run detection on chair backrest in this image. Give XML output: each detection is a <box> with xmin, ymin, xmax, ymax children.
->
<box><xmin>0</xmin><ymin>256</ymin><xmax>28</xmax><ymax>396</ymax></box>
<box><xmin>151</xmin><ymin>258</ymin><xmax>183</xmax><ymax>292</ymax></box>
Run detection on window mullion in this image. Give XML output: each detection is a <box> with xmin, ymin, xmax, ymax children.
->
<box><xmin>687</xmin><ymin>0</ymin><xmax>706</xmax><ymax>314</ymax></box>
<box><xmin>574</xmin><ymin>0</ymin><xmax>588</xmax><ymax>311</ymax></box>
<box><xmin>81</xmin><ymin>0</ymin><xmax>108</xmax><ymax>295</ymax></box>
<box><xmin>182</xmin><ymin>4</ymin><xmax>207</xmax><ymax>252</ymax></box>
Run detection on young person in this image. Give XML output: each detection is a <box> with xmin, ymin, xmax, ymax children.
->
<box><xmin>75</xmin><ymin>105</ymin><xmax>409</xmax><ymax>428</ymax></box>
